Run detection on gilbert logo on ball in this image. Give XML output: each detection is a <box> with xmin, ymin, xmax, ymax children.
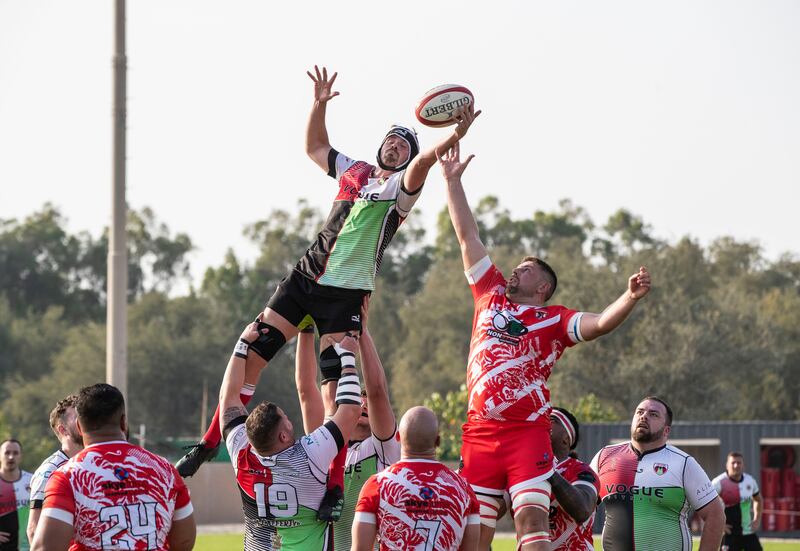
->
<box><xmin>415</xmin><ymin>84</ymin><xmax>474</xmax><ymax>127</ymax></box>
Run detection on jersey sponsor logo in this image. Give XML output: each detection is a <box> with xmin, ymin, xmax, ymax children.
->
<box><xmin>420</xmin><ymin>487</ymin><xmax>435</xmax><ymax>500</ymax></box>
<box><xmin>114</xmin><ymin>467</ymin><xmax>129</xmax><ymax>481</ymax></box>
<box><xmin>653</xmin><ymin>463</ymin><xmax>669</xmax><ymax>476</ymax></box>
<box><xmin>604</xmin><ymin>483</ymin><xmax>666</xmax><ymax>498</ymax></box>
<box><xmin>487</xmin><ymin>310</ymin><xmax>528</xmax><ymax>345</ymax></box>
<box><xmin>358</xmin><ymin>191</ymin><xmax>381</xmax><ymax>201</ymax></box>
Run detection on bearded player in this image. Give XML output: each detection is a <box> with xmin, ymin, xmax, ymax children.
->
<box><xmin>439</xmin><ymin>143</ymin><xmax>650</xmax><ymax>551</ymax></box>
<box><xmin>177</xmin><ymin>66</ymin><xmax>480</xmax><ymax>514</ymax></box>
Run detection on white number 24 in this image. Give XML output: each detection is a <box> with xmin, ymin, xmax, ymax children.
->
<box><xmin>99</xmin><ymin>502</ymin><xmax>158</xmax><ymax>549</ymax></box>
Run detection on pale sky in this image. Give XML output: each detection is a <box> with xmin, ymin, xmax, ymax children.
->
<box><xmin>2</xmin><ymin>1</ymin><xmax>798</xmax><ymax>287</ymax></box>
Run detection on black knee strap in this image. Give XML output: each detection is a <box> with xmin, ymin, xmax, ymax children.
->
<box><xmin>248</xmin><ymin>321</ymin><xmax>287</xmax><ymax>361</ymax></box>
<box><xmin>320</xmin><ymin>346</ymin><xmax>342</xmax><ymax>385</ymax></box>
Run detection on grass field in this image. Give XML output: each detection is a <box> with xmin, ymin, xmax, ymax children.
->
<box><xmin>194</xmin><ymin>533</ymin><xmax>800</xmax><ymax>550</ymax></box>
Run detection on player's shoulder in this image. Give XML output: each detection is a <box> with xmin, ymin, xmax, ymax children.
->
<box><xmin>601</xmin><ymin>441</ymin><xmax>631</xmax><ymax>456</ymax></box>
<box><xmin>711</xmin><ymin>472</ymin><xmax>726</xmax><ymax>484</ymax></box>
<box><xmin>663</xmin><ymin>443</ymin><xmax>692</xmax><ymax>460</ymax></box>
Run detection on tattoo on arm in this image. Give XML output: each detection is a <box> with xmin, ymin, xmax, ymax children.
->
<box><xmin>223</xmin><ymin>406</ymin><xmax>248</xmax><ymax>427</ymax></box>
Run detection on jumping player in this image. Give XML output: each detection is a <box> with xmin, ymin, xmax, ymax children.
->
<box><xmin>220</xmin><ymin>317</ymin><xmax>363</xmax><ymax>550</ymax></box>
<box><xmin>438</xmin><ymin>143</ymin><xmax>651</xmax><ymax>550</ymax></box>
<box><xmin>26</xmin><ymin>395</ymin><xmax>84</xmax><ymax>544</ymax></box>
<box><xmin>177</xmin><ymin>66</ymin><xmax>480</xmax><ymax>496</ymax></box>
<box><xmin>33</xmin><ymin>384</ymin><xmax>195</xmax><ymax>551</ymax></box>
<box><xmin>352</xmin><ymin>406</ymin><xmax>480</xmax><ymax>551</ymax></box>
<box><xmin>294</xmin><ymin>298</ymin><xmax>400</xmax><ymax>549</ymax></box>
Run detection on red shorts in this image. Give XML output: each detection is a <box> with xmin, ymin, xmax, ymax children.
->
<box><xmin>459</xmin><ymin>421</ymin><xmax>554</xmax><ymax>501</ymax></box>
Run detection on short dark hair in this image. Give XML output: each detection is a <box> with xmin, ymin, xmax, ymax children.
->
<box><xmin>727</xmin><ymin>451</ymin><xmax>744</xmax><ymax>460</ymax></box>
<box><xmin>49</xmin><ymin>394</ymin><xmax>78</xmax><ymax>432</ymax></box>
<box><xmin>642</xmin><ymin>395</ymin><xmax>673</xmax><ymax>426</ymax></box>
<box><xmin>75</xmin><ymin>384</ymin><xmax>125</xmax><ymax>432</ymax></box>
<box><xmin>246</xmin><ymin>402</ymin><xmax>283</xmax><ymax>454</ymax></box>
<box><xmin>522</xmin><ymin>256</ymin><xmax>558</xmax><ymax>301</ymax></box>
<box><xmin>0</xmin><ymin>439</ymin><xmax>22</xmax><ymax>451</ymax></box>
<box><xmin>552</xmin><ymin>407</ymin><xmax>580</xmax><ymax>450</ymax></box>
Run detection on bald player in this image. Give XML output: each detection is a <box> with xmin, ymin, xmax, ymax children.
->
<box><xmin>353</xmin><ymin>407</ymin><xmax>480</xmax><ymax>551</ymax></box>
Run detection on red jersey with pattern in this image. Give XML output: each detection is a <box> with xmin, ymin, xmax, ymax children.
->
<box><xmin>355</xmin><ymin>459</ymin><xmax>480</xmax><ymax>551</ymax></box>
<box><xmin>549</xmin><ymin>457</ymin><xmax>600</xmax><ymax>551</ymax></box>
<box><xmin>466</xmin><ymin>258</ymin><xmax>584</xmax><ymax>425</ymax></box>
<box><xmin>42</xmin><ymin>440</ymin><xmax>192</xmax><ymax>551</ymax></box>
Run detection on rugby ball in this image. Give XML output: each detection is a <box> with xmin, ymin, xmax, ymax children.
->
<box><xmin>415</xmin><ymin>84</ymin><xmax>474</xmax><ymax>127</ymax></box>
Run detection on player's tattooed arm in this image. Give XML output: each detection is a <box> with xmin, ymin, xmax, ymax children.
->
<box><xmin>223</xmin><ymin>406</ymin><xmax>248</xmax><ymax>427</ymax></box>
<box><xmin>548</xmin><ymin>471</ymin><xmax>597</xmax><ymax>524</ymax></box>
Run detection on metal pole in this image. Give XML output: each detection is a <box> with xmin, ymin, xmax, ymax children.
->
<box><xmin>107</xmin><ymin>0</ymin><xmax>128</xmax><ymax>400</ymax></box>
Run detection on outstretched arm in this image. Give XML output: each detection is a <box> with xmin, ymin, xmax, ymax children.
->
<box><xmin>306</xmin><ymin>65</ymin><xmax>340</xmax><ymax>172</ymax></box>
<box><xmin>404</xmin><ymin>105</ymin><xmax>481</xmax><ymax>193</ymax></box>
<box><xmin>219</xmin><ymin>317</ymin><xmax>269</xmax><ymax>429</ymax></box>
<box><xmin>696</xmin><ymin>498</ymin><xmax>725</xmax><ymax>551</ymax></box>
<box><xmin>295</xmin><ymin>326</ymin><xmax>324</xmax><ymax>433</ymax></box>
<box><xmin>579</xmin><ymin>266</ymin><xmax>651</xmax><ymax>341</ymax></box>
<box><xmin>358</xmin><ymin>297</ymin><xmax>395</xmax><ymax>440</ymax></box>
<box><xmin>439</xmin><ymin>143</ymin><xmax>488</xmax><ymax>271</ymax></box>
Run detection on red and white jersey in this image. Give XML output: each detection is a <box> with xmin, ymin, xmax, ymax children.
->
<box><xmin>355</xmin><ymin>458</ymin><xmax>480</xmax><ymax>551</ymax></box>
<box><xmin>549</xmin><ymin>456</ymin><xmax>600</xmax><ymax>551</ymax></box>
<box><xmin>466</xmin><ymin>256</ymin><xmax>584</xmax><ymax>424</ymax></box>
<box><xmin>42</xmin><ymin>440</ymin><xmax>192</xmax><ymax>551</ymax></box>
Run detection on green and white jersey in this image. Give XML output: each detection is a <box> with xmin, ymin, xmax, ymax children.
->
<box><xmin>0</xmin><ymin>470</ymin><xmax>33</xmax><ymax>551</ymax></box>
<box><xmin>334</xmin><ymin>430</ymin><xmax>400</xmax><ymax>550</ymax></box>
<box><xmin>294</xmin><ymin>151</ymin><xmax>422</xmax><ymax>292</ymax></box>
<box><xmin>591</xmin><ymin>443</ymin><xmax>718</xmax><ymax>551</ymax></box>
<box><xmin>712</xmin><ymin>472</ymin><xmax>759</xmax><ymax>536</ymax></box>
<box><xmin>225</xmin><ymin>418</ymin><xmax>346</xmax><ymax>551</ymax></box>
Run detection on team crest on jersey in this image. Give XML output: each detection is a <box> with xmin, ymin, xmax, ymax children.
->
<box><xmin>653</xmin><ymin>463</ymin><xmax>669</xmax><ymax>476</ymax></box>
<box><xmin>114</xmin><ymin>466</ymin><xmax>129</xmax><ymax>481</ymax></box>
<box><xmin>420</xmin><ymin>487</ymin><xmax>435</xmax><ymax>500</ymax></box>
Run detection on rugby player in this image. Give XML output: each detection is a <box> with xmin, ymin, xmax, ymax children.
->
<box><xmin>352</xmin><ymin>406</ymin><xmax>480</xmax><ymax>551</ymax></box>
<box><xmin>591</xmin><ymin>396</ymin><xmax>725</xmax><ymax>551</ymax></box>
<box><xmin>177</xmin><ymin>66</ymin><xmax>480</xmax><ymax>514</ymax></box>
<box><xmin>439</xmin><ymin>143</ymin><xmax>651</xmax><ymax>550</ymax></box>
<box><xmin>0</xmin><ymin>440</ymin><xmax>32</xmax><ymax>551</ymax></box>
<box><xmin>26</xmin><ymin>395</ymin><xmax>83</xmax><ymax>544</ymax></box>
<box><xmin>220</xmin><ymin>317</ymin><xmax>364</xmax><ymax>549</ymax></box>
<box><xmin>33</xmin><ymin>384</ymin><xmax>195</xmax><ymax>551</ymax></box>
<box><xmin>712</xmin><ymin>452</ymin><xmax>763</xmax><ymax>551</ymax></box>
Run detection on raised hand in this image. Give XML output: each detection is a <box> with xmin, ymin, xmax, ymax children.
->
<box><xmin>240</xmin><ymin>313</ymin><xmax>269</xmax><ymax>344</ymax></box>
<box><xmin>436</xmin><ymin>142</ymin><xmax>475</xmax><ymax>182</ymax></box>
<box><xmin>628</xmin><ymin>266</ymin><xmax>651</xmax><ymax>300</ymax></box>
<box><xmin>307</xmin><ymin>65</ymin><xmax>340</xmax><ymax>103</ymax></box>
<box><xmin>452</xmin><ymin>104</ymin><xmax>481</xmax><ymax>140</ymax></box>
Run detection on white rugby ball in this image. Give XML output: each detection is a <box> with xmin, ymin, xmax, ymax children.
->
<box><xmin>415</xmin><ymin>84</ymin><xmax>474</xmax><ymax>127</ymax></box>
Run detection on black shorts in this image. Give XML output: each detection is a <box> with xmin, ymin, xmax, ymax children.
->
<box><xmin>721</xmin><ymin>533</ymin><xmax>762</xmax><ymax>551</ymax></box>
<box><xmin>265</xmin><ymin>270</ymin><xmax>368</xmax><ymax>335</ymax></box>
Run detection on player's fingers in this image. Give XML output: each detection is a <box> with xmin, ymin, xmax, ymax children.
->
<box><xmin>306</xmin><ymin>70</ymin><xmax>317</xmax><ymax>83</ymax></box>
<box><xmin>463</xmin><ymin>154</ymin><xmax>476</xmax><ymax>168</ymax></box>
<box><xmin>329</xmin><ymin>72</ymin><xmax>338</xmax><ymax>86</ymax></box>
<box><xmin>314</xmin><ymin>65</ymin><xmax>322</xmax><ymax>80</ymax></box>
<box><xmin>322</xmin><ymin>66</ymin><xmax>328</xmax><ymax>81</ymax></box>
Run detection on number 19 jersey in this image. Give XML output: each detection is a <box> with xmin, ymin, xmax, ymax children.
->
<box><xmin>225</xmin><ymin>418</ymin><xmax>344</xmax><ymax>551</ymax></box>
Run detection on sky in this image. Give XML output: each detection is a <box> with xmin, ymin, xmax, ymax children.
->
<box><xmin>1</xmin><ymin>0</ymin><xmax>798</xmax><ymax>288</ymax></box>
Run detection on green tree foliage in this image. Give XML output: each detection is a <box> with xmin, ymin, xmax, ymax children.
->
<box><xmin>2</xmin><ymin>198</ymin><xmax>799</xmax><ymax>471</ymax></box>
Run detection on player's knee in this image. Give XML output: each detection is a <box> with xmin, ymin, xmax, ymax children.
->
<box><xmin>248</xmin><ymin>321</ymin><xmax>287</xmax><ymax>362</ymax></box>
<box><xmin>511</xmin><ymin>481</ymin><xmax>551</xmax><ymax>518</ymax></box>
<box><xmin>320</xmin><ymin>346</ymin><xmax>343</xmax><ymax>384</ymax></box>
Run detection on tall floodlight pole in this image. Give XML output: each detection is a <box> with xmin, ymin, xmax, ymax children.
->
<box><xmin>107</xmin><ymin>0</ymin><xmax>128</xmax><ymax>400</ymax></box>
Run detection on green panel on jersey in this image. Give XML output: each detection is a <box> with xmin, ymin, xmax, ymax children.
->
<box><xmin>318</xmin><ymin>200</ymin><xmax>394</xmax><ymax>291</ymax></box>
<box><xmin>276</xmin><ymin>504</ymin><xmax>328</xmax><ymax>550</ymax></box>
<box><xmin>632</xmin><ymin>487</ymin><xmax>688</xmax><ymax>551</ymax></box>
<box><xmin>741</xmin><ymin>500</ymin><xmax>754</xmax><ymax>535</ymax></box>
<box><xmin>335</xmin><ymin>455</ymin><xmax>380</xmax><ymax>550</ymax></box>
<box><xmin>18</xmin><ymin>504</ymin><xmax>30</xmax><ymax>551</ymax></box>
